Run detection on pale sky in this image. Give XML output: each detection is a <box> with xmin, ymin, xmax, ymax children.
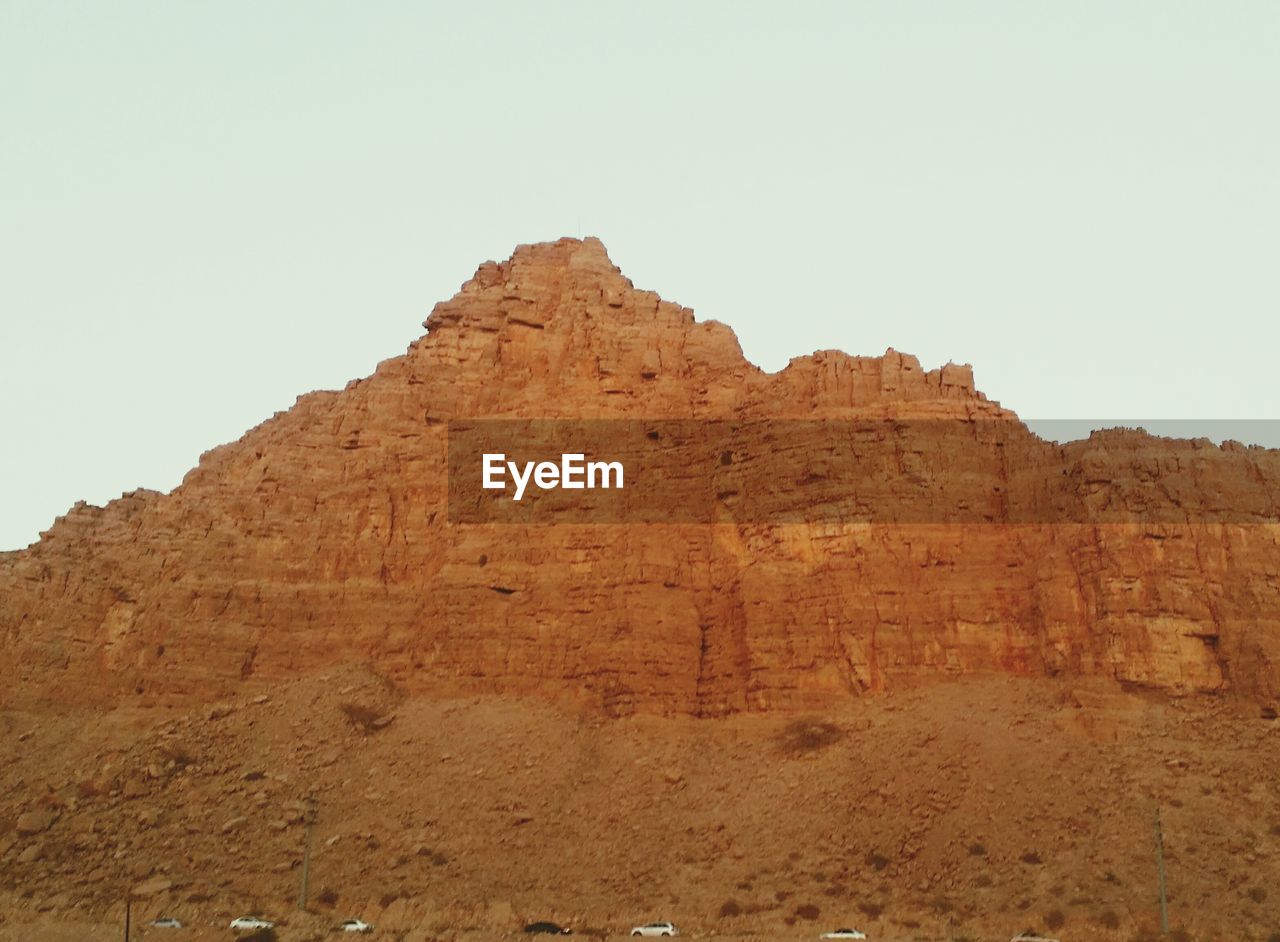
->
<box><xmin>2</xmin><ymin>2</ymin><xmax>1278</xmax><ymax>550</ymax></box>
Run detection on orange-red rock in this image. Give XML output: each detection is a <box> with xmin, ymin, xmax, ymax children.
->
<box><xmin>1</xmin><ymin>238</ymin><xmax>1278</xmax><ymax>715</ymax></box>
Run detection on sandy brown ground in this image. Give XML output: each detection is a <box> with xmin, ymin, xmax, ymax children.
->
<box><xmin>2</xmin><ymin>669</ymin><xmax>1278</xmax><ymax>942</ymax></box>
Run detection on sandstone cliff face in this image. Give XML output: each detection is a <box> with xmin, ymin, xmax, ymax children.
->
<box><xmin>2</xmin><ymin>238</ymin><xmax>1278</xmax><ymax>714</ymax></box>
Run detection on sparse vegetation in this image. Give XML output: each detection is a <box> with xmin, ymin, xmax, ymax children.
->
<box><xmin>158</xmin><ymin>742</ymin><xmax>196</xmax><ymax>767</ymax></box>
<box><xmin>341</xmin><ymin>702</ymin><xmax>383</xmax><ymax>733</ymax></box>
<box><xmin>0</xmin><ymin>667</ymin><xmax>1264</xmax><ymax>935</ymax></box>
<box><xmin>778</xmin><ymin>717</ymin><xmax>845</xmax><ymax>754</ymax></box>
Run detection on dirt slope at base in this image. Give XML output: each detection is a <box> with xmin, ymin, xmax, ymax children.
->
<box><xmin>2</xmin><ymin>671</ymin><xmax>1277</xmax><ymax>940</ymax></box>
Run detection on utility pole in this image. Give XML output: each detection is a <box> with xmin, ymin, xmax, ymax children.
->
<box><xmin>1154</xmin><ymin>805</ymin><xmax>1169</xmax><ymax>934</ymax></box>
<box><xmin>124</xmin><ymin>894</ymin><xmax>132</xmax><ymax>942</ymax></box>
<box><xmin>298</xmin><ymin>801</ymin><xmax>317</xmax><ymax>911</ymax></box>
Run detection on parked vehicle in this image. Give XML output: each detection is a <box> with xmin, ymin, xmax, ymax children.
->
<box><xmin>339</xmin><ymin>920</ymin><xmax>373</xmax><ymax>933</ymax></box>
<box><xmin>524</xmin><ymin>922</ymin><xmax>572</xmax><ymax>934</ymax></box>
<box><xmin>229</xmin><ymin>917</ymin><xmax>275</xmax><ymax>931</ymax></box>
<box><xmin>821</xmin><ymin>930</ymin><xmax>866</xmax><ymax>940</ymax></box>
<box><xmin>151</xmin><ymin>918</ymin><xmax>183</xmax><ymax>929</ymax></box>
<box><xmin>631</xmin><ymin>924</ymin><xmax>678</xmax><ymax>937</ymax></box>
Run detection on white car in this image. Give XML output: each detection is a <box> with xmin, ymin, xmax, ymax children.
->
<box><xmin>151</xmin><ymin>918</ymin><xmax>183</xmax><ymax>929</ymax></box>
<box><xmin>229</xmin><ymin>917</ymin><xmax>274</xmax><ymax>931</ymax></box>
<box><xmin>821</xmin><ymin>931</ymin><xmax>866</xmax><ymax>940</ymax></box>
<box><xmin>631</xmin><ymin>924</ymin><xmax>678</xmax><ymax>937</ymax></box>
<box><xmin>339</xmin><ymin>920</ymin><xmax>373</xmax><ymax>933</ymax></box>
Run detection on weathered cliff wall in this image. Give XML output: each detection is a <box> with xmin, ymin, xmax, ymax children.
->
<box><xmin>2</xmin><ymin>238</ymin><xmax>1278</xmax><ymax>714</ymax></box>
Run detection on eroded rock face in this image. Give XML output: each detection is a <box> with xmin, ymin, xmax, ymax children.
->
<box><xmin>2</xmin><ymin>237</ymin><xmax>1278</xmax><ymax>714</ymax></box>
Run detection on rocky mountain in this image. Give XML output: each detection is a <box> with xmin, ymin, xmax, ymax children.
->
<box><xmin>3</xmin><ymin>238</ymin><xmax>1280</xmax><ymax>940</ymax></box>
<box><xmin>2</xmin><ymin>237</ymin><xmax>1279</xmax><ymax>717</ymax></box>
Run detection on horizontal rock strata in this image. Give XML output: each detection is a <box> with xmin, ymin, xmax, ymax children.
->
<box><xmin>2</xmin><ymin>238</ymin><xmax>1278</xmax><ymax>714</ymax></box>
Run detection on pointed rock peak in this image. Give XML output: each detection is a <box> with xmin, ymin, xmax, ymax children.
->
<box><xmin>565</xmin><ymin>234</ymin><xmax>620</xmax><ymax>272</ymax></box>
<box><xmin>464</xmin><ymin>236</ymin><xmax>623</xmax><ymax>291</ymax></box>
<box><xmin>424</xmin><ymin>237</ymin><xmax>641</xmax><ymax>335</ymax></box>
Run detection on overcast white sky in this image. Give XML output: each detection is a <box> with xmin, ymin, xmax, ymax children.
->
<box><xmin>2</xmin><ymin>2</ymin><xmax>1278</xmax><ymax>550</ymax></box>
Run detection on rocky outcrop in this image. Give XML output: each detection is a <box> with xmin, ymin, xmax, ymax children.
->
<box><xmin>1</xmin><ymin>238</ymin><xmax>1278</xmax><ymax>714</ymax></box>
